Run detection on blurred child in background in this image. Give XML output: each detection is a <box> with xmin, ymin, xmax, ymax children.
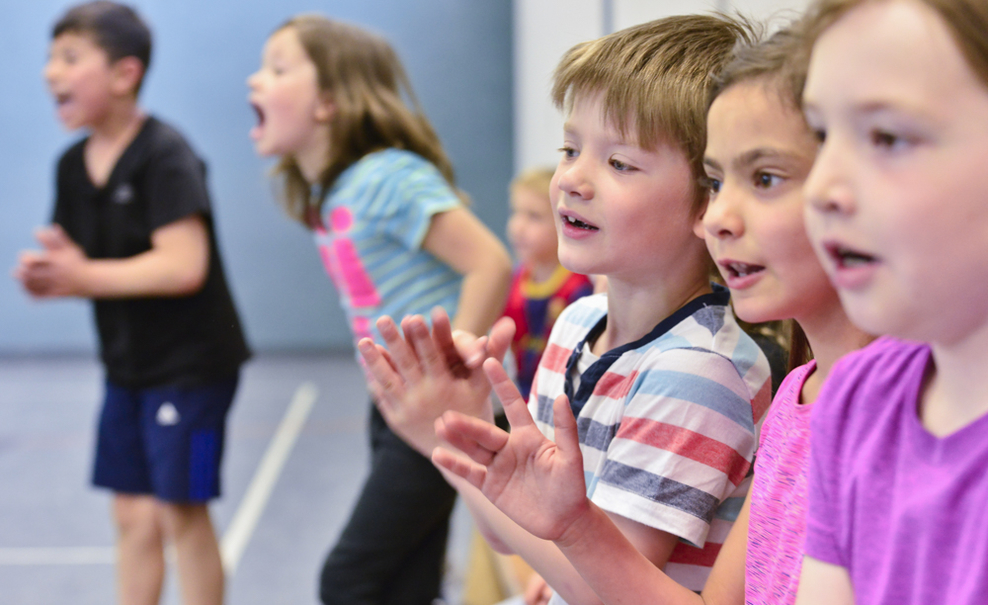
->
<box><xmin>247</xmin><ymin>14</ymin><xmax>511</xmax><ymax>604</ymax></box>
<box><xmin>15</xmin><ymin>2</ymin><xmax>249</xmax><ymax>604</ymax></box>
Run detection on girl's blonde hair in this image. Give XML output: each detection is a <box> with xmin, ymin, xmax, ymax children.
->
<box><xmin>273</xmin><ymin>15</ymin><xmax>459</xmax><ymax>227</ymax></box>
<box><xmin>801</xmin><ymin>0</ymin><xmax>988</xmax><ymax>90</ymax></box>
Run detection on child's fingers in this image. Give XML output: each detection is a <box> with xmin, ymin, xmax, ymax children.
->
<box><xmin>378</xmin><ymin>346</ymin><xmax>399</xmax><ymax>374</ymax></box>
<box><xmin>402</xmin><ymin>315</ymin><xmax>447</xmax><ymax>377</ymax></box>
<box><xmin>486</xmin><ymin>317</ymin><xmax>516</xmax><ymax>364</ymax></box>
<box><xmin>375</xmin><ymin>316</ymin><xmax>423</xmax><ymax>382</ymax></box>
<box><xmin>432</xmin><ymin>446</ymin><xmax>487</xmax><ymax>490</ymax></box>
<box><xmin>435</xmin><ymin>411</ymin><xmax>509</xmax><ymax>464</ymax></box>
<box><xmin>35</xmin><ymin>225</ymin><xmax>70</xmax><ymax>250</ymax></box>
<box><xmin>550</xmin><ymin>394</ymin><xmax>581</xmax><ymax>458</ymax></box>
<box><xmin>452</xmin><ymin>331</ymin><xmax>488</xmax><ymax>368</ymax></box>
<box><xmin>358</xmin><ymin>338</ymin><xmax>407</xmax><ymax>403</ymax></box>
<box><xmin>431</xmin><ymin>307</ymin><xmax>471</xmax><ymax>378</ymax></box>
<box><xmin>483</xmin><ymin>358</ymin><xmax>536</xmax><ymax>430</ymax></box>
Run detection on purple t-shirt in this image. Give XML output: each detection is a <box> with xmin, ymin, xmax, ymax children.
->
<box><xmin>804</xmin><ymin>337</ymin><xmax>988</xmax><ymax>604</ymax></box>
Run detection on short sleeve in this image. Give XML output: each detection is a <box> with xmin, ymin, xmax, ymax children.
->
<box><xmin>142</xmin><ymin>135</ymin><xmax>210</xmax><ymax>231</ymax></box>
<box><xmin>381</xmin><ymin>153</ymin><xmax>461</xmax><ymax>250</ymax></box>
<box><xmin>802</xmin><ymin>361</ymin><xmax>849</xmax><ymax>566</ymax></box>
<box><xmin>593</xmin><ymin>348</ymin><xmax>758</xmax><ymax>545</ymax></box>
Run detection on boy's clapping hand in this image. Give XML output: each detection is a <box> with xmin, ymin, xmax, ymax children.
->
<box><xmin>432</xmin><ymin>359</ymin><xmax>591</xmax><ymax>545</ymax></box>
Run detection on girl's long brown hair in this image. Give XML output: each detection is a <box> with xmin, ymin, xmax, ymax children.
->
<box><xmin>273</xmin><ymin>15</ymin><xmax>461</xmax><ymax>227</ymax></box>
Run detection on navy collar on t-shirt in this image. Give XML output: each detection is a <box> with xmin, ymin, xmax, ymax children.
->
<box><xmin>563</xmin><ymin>284</ymin><xmax>730</xmax><ymax>417</ymax></box>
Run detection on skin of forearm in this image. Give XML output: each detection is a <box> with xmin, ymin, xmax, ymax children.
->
<box><xmin>440</xmin><ymin>467</ymin><xmax>622</xmax><ymax>605</ymax></box>
<box><xmin>450</xmin><ymin>255</ymin><xmax>511</xmax><ymax>337</ymax></box>
<box><xmin>555</xmin><ymin>502</ymin><xmax>706</xmax><ymax>605</ymax></box>
<box><xmin>80</xmin><ymin>249</ymin><xmax>207</xmax><ymax>298</ymax></box>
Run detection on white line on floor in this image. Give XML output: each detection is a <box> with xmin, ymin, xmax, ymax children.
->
<box><xmin>0</xmin><ymin>547</ymin><xmax>115</xmax><ymax>565</ymax></box>
<box><xmin>220</xmin><ymin>381</ymin><xmax>318</xmax><ymax>575</ymax></box>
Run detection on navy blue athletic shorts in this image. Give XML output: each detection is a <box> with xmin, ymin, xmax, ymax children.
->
<box><xmin>92</xmin><ymin>375</ymin><xmax>238</xmax><ymax>503</ymax></box>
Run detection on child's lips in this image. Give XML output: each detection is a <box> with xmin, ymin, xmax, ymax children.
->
<box><xmin>824</xmin><ymin>241</ymin><xmax>877</xmax><ymax>269</ymax></box>
<box><xmin>559</xmin><ymin>211</ymin><xmax>599</xmax><ymax>240</ymax></box>
<box><xmin>558</xmin><ymin>210</ymin><xmax>598</xmax><ymax>231</ymax></box>
<box><xmin>717</xmin><ymin>259</ymin><xmax>765</xmax><ymax>288</ymax></box>
<box><xmin>821</xmin><ymin>240</ymin><xmax>879</xmax><ymax>289</ymax></box>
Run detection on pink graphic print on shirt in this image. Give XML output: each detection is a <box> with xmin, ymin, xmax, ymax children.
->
<box><xmin>316</xmin><ymin>207</ymin><xmax>380</xmax><ymax>341</ymax></box>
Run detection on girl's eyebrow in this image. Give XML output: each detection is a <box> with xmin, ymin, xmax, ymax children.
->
<box><xmin>733</xmin><ymin>148</ymin><xmax>797</xmax><ymax>170</ymax></box>
<box><xmin>703</xmin><ymin>148</ymin><xmax>798</xmax><ymax>173</ymax></box>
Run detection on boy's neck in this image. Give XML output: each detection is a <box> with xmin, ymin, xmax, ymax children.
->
<box><xmin>594</xmin><ymin>272</ymin><xmax>712</xmax><ymax>356</ymax></box>
<box><xmin>84</xmin><ymin>100</ymin><xmax>146</xmax><ymax>187</ymax></box>
<box><xmin>88</xmin><ymin>98</ymin><xmax>144</xmax><ymax>146</ymax></box>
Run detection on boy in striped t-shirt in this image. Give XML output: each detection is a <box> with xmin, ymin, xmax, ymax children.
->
<box><xmin>360</xmin><ymin>14</ymin><xmax>771</xmax><ymax>604</ymax></box>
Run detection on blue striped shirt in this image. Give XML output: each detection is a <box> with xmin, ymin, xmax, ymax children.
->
<box><xmin>314</xmin><ymin>149</ymin><xmax>462</xmax><ymax>352</ymax></box>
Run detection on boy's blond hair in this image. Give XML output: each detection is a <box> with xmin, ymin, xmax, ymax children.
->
<box><xmin>552</xmin><ymin>14</ymin><xmax>755</xmax><ymax>216</ymax></box>
<box><xmin>510</xmin><ymin>167</ymin><xmax>555</xmax><ymax>200</ymax></box>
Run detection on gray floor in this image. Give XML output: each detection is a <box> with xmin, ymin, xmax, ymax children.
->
<box><xmin>0</xmin><ymin>353</ymin><xmax>473</xmax><ymax>605</ymax></box>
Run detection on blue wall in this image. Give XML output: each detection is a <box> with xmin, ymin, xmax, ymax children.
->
<box><xmin>0</xmin><ymin>0</ymin><xmax>513</xmax><ymax>353</ymax></box>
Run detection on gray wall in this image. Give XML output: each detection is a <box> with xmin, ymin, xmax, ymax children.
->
<box><xmin>1</xmin><ymin>0</ymin><xmax>513</xmax><ymax>354</ymax></box>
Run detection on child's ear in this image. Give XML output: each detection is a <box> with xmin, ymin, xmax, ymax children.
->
<box><xmin>692</xmin><ymin>208</ymin><xmax>708</xmax><ymax>240</ymax></box>
<box><xmin>110</xmin><ymin>56</ymin><xmax>144</xmax><ymax>97</ymax></box>
<box><xmin>315</xmin><ymin>94</ymin><xmax>336</xmax><ymax>122</ymax></box>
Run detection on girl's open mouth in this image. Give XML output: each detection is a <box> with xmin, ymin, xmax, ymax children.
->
<box><xmin>722</xmin><ymin>261</ymin><xmax>765</xmax><ymax>279</ymax></box>
<box><xmin>826</xmin><ymin>243</ymin><xmax>876</xmax><ymax>268</ymax></box>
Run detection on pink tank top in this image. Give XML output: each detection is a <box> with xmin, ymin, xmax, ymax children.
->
<box><xmin>745</xmin><ymin>361</ymin><xmax>815</xmax><ymax>605</ymax></box>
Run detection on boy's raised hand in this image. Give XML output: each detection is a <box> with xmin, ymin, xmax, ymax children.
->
<box><xmin>432</xmin><ymin>358</ymin><xmax>590</xmax><ymax>544</ymax></box>
<box><xmin>358</xmin><ymin>309</ymin><xmax>514</xmax><ymax>457</ymax></box>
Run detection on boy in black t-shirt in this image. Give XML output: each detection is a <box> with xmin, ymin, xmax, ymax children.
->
<box><xmin>14</xmin><ymin>3</ymin><xmax>249</xmax><ymax>603</ymax></box>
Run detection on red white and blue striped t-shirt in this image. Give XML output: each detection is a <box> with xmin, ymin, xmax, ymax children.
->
<box><xmin>530</xmin><ymin>289</ymin><xmax>772</xmax><ymax>595</ymax></box>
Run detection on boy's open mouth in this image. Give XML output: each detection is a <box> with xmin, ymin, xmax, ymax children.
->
<box><xmin>563</xmin><ymin>214</ymin><xmax>599</xmax><ymax>231</ymax></box>
<box><xmin>722</xmin><ymin>261</ymin><xmax>764</xmax><ymax>279</ymax></box>
<box><xmin>54</xmin><ymin>92</ymin><xmax>71</xmax><ymax>106</ymax></box>
<box><xmin>826</xmin><ymin>243</ymin><xmax>876</xmax><ymax>268</ymax></box>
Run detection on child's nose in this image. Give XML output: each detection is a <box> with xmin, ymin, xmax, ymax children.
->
<box><xmin>804</xmin><ymin>139</ymin><xmax>854</xmax><ymax>216</ymax></box>
<box><xmin>703</xmin><ymin>188</ymin><xmax>743</xmax><ymax>239</ymax></box>
<box><xmin>42</xmin><ymin>60</ymin><xmax>58</xmax><ymax>83</ymax></box>
<box><xmin>556</xmin><ymin>160</ymin><xmax>593</xmax><ymax>200</ymax></box>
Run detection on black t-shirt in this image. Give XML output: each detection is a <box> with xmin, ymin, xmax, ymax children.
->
<box><xmin>53</xmin><ymin>116</ymin><xmax>250</xmax><ymax>388</ymax></box>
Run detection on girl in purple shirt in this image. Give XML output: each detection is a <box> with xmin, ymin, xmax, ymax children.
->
<box><xmin>796</xmin><ymin>0</ymin><xmax>988</xmax><ymax>604</ymax></box>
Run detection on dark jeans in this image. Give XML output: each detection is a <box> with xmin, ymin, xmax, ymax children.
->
<box><xmin>319</xmin><ymin>404</ymin><xmax>458</xmax><ymax>605</ymax></box>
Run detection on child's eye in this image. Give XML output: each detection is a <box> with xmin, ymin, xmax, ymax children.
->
<box><xmin>699</xmin><ymin>176</ymin><xmax>721</xmax><ymax>194</ymax></box>
<box><xmin>754</xmin><ymin>172</ymin><xmax>782</xmax><ymax>189</ymax></box>
<box><xmin>559</xmin><ymin>146</ymin><xmax>578</xmax><ymax>160</ymax></box>
<box><xmin>812</xmin><ymin>128</ymin><xmax>826</xmax><ymax>145</ymax></box>
<box><xmin>870</xmin><ymin>129</ymin><xmax>902</xmax><ymax>149</ymax></box>
<box><xmin>609</xmin><ymin>158</ymin><xmax>635</xmax><ymax>172</ymax></box>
